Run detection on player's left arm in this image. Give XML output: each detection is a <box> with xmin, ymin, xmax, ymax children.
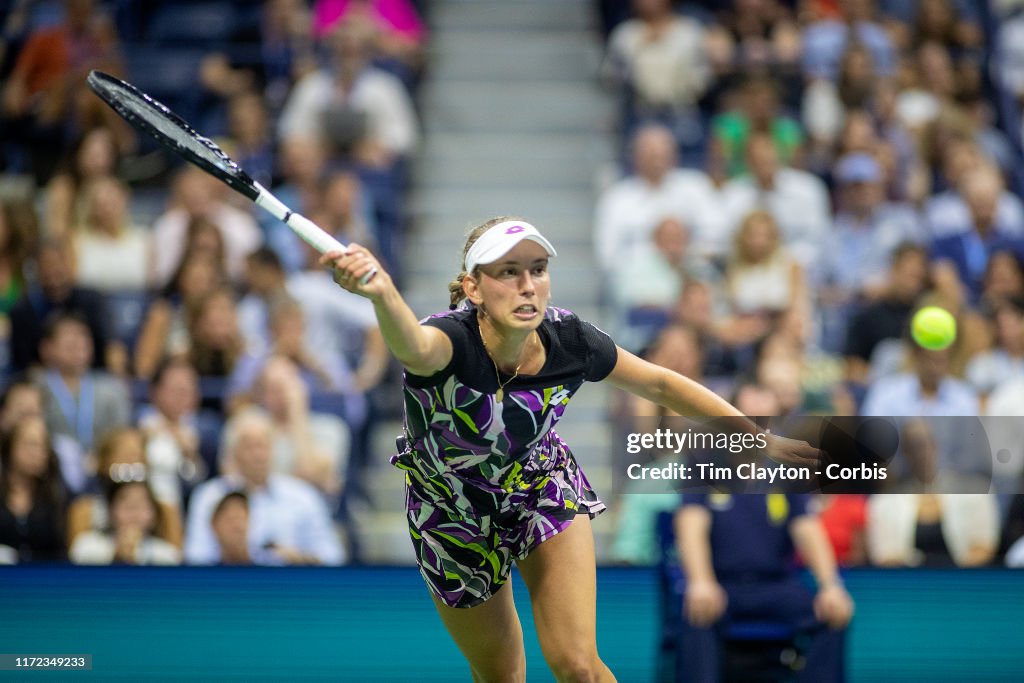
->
<box><xmin>790</xmin><ymin>514</ymin><xmax>854</xmax><ymax>629</ymax></box>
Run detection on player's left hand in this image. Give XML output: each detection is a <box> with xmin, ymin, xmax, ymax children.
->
<box><xmin>814</xmin><ymin>582</ymin><xmax>854</xmax><ymax>630</ymax></box>
<box><xmin>763</xmin><ymin>433</ymin><xmax>823</xmax><ymax>467</ymax></box>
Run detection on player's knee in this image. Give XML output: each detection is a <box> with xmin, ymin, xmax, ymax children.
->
<box><xmin>546</xmin><ymin>650</ymin><xmax>604</xmax><ymax>683</ymax></box>
<box><xmin>471</xmin><ymin>654</ymin><xmax>526</xmax><ymax>683</ymax></box>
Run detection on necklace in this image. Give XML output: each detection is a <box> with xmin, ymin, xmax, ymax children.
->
<box><xmin>480</xmin><ymin>327</ymin><xmax>527</xmax><ymax>402</ymax></box>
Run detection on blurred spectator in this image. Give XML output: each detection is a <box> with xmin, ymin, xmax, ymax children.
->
<box><xmin>711</xmin><ymin>77</ymin><xmax>803</xmax><ymax>179</ymax></box>
<box><xmin>675</xmin><ymin>492</ymin><xmax>853</xmax><ymax>682</ymax></box>
<box><xmin>0</xmin><ymin>416</ymin><xmax>67</xmax><ymax>563</ymax></box>
<box><xmin>72</xmin><ymin>177</ymin><xmax>149</xmax><ymax>292</ymax></box>
<box><xmin>9</xmin><ymin>239</ymin><xmax>115</xmax><ymax>373</ymax></box>
<box><xmin>929</xmin><ymin>166</ymin><xmax>1024</xmax><ymax>303</ymax></box>
<box><xmin>861</xmin><ymin>340</ymin><xmax>979</xmax><ymax>417</ymax></box>
<box><xmin>817</xmin><ymin>494</ymin><xmax>868</xmax><ymax>567</ymax></box>
<box><xmin>225</xmin><ymin>91</ymin><xmax>274</xmax><ymax>191</ymax></box>
<box><xmin>602</xmin><ymin>0</ymin><xmax>710</xmax><ymax>135</ymax></box>
<box><xmin>138</xmin><ymin>358</ymin><xmax>206</xmax><ymax>505</ymax></box>
<box><xmin>704</xmin><ymin>0</ymin><xmax>801</xmax><ymax>95</ymax></box>
<box><xmin>634</xmin><ymin>324</ymin><xmax>705</xmax><ymax>421</ymax></box>
<box><xmin>867</xmin><ymin>419</ymin><xmax>998</xmax><ymax>567</ymax></box>
<box><xmin>69</xmin><ymin>480</ymin><xmax>181</xmax><ymax>565</ymax></box>
<box><xmin>0</xmin><ymin>379</ymin><xmax>43</xmax><ymax>434</ymax></box>
<box><xmin>211</xmin><ymin>490</ymin><xmax>252</xmax><ymax>565</ymax></box>
<box><xmin>802</xmin><ymin>43</ymin><xmax>877</xmax><ymax>159</ymax></box>
<box><xmin>187</xmin><ymin>288</ymin><xmax>245</xmax><ymax>379</ymax></box>
<box><xmin>895</xmin><ymin>41</ymin><xmax>960</xmax><ymax>132</ymax></box>
<box><xmin>199</xmin><ymin>0</ymin><xmax>317</xmax><ymax>111</ymax></box>
<box><xmin>820</xmin><ymin>153</ymin><xmax>925</xmax><ymax>301</ymax></box>
<box><xmin>44</xmin><ymin>126</ymin><xmax>119</xmax><ymax>238</ymax></box>
<box><xmin>594</xmin><ymin>124</ymin><xmax>714</xmax><ymax>271</ymax></box>
<box><xmin>134</xmin><ymin>252</ymin><xmax>224</xmax><ymax>379</ymax></box>
<box><xmin>237</xmin><ymin>247</ymin><xmax>288</xmax><ymax>357</ymax></box>
<box><xmin>965</xmin><ymin>297</ymin><xmax>1024</xmax><ymax>398</ymax></box>
<box><xmin>66</xmin><ymin>426</ymin><xmax>183</xmax><ymax>549</ymax></box>
<box><xmin>319</xmin><ymin>170</ymin><xmax>377</xmax><ymax>252</ymax></box>
<box><xmin>33</xmin><ymin>312</ymin><xmax>130</xmax><ymax>458</ymax></box>
<box><xmin>844</xmin><ymin>243</ymin><xmax>929</xmax><ymax>383</ymax></box>
<box><xmin>980</xmin><ymin>250</ymin><xmax>1024</xmax><ymax>313</ymax></box>
<box><xmin>0</xmin><ymin>196</ymin><xmax>32</xmax><ymax>323</ymax></box>
<box><xmin>313</xmin><ymin>0</ymin><xmax>426</xmax><ymax>67</ymax></box>
<box><xmin>801</xmin><ymin>0</ymin><xmax>896</xmax><ymax>82</ymax></box>
<box><xmin>279</xmin><ymin>16</ymin><xmax>418</xmax><ymax>167</ymax></box>
<box><xmin>150</xmin><ymin>168</ymin><xmax>261</xmax><ymax>288</ymax></box>
<box><xmin>0</xmin><ymin>0</ymin><xmax>125</xmax><ymax>184</ymax></box>
<box><xmin>719</xmin><ymin>133</ymin><xmax>831</xmax><ymax>267</ymax></box>
<box><xmin>260</xmin><ymin>136</ymin><xmax>329</xmax><ymax>272</ymax></box>
<box><xmin>908</xmin><ymin>0</ymin><xmax>982</xmax><ymax>54</ymax></box>
<box><xmin>925</xmin><ymin>141</ymin><xmax>1023</xmax><ymax>234</ymax></box>
<box><xmin>724</xmin><ymin>210</ymin><xmax>805</xmax><ymax>326</ymax></box>
<box><xmin>185</xmin><ymin>409</ymin><xmax>344</xmax><ymax>565</ymax></box>
<box><xmin>669</xmin><ymin>279</ymin><xmax>740</xmax><ymax>378</ymax></box>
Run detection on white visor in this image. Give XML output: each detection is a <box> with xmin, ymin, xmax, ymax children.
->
<box><xmin>464</xmin><ymin>221</ymin><xmax>557</xmax><ymax>273</ymax></box>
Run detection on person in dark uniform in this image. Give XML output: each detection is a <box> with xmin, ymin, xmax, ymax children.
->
<box><xmin>676</xmin><ymin>493</ymin><xmax>854</xmax><ymax>683</ymax></box>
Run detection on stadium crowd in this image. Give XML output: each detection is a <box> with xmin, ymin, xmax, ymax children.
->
<box><xmin>1</xmin><ymin>0</ymin><xmax>1024</xmax><ymax>577</ymax></box>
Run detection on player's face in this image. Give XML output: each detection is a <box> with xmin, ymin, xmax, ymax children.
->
<box><xmin>474</xmin><ymin>240</ymin><xmax>551</xmax><ymax>331</ymax></box>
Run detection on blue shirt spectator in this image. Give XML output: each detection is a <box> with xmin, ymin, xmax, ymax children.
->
<box><xmin>802</xmin><ymin>19</ymin><xmax>895</xmax><ymax>81</ymax></box>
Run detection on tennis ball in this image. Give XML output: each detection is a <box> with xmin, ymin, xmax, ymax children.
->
<box><xmin>911</xmin><ymin>306</ymin><xmax>957</xmax><ymax>351</ymax></box>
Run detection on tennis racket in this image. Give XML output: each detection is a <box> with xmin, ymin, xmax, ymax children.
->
<box><xmin>86</xmin><ymin>69</ymin><xmax>375</xmax><ymax>283</ymax></box>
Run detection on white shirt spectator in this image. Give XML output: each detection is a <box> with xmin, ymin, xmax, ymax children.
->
<box><xmin>720</xmin><ymin>168</ymin><xmax>832</xmax><ymax>267</ymax></box>
<box><xmin>74</xmin><ymin>228</ymin><xmax>150</xmax><ymax>292</ymax></box>
<box><xmin>286</xmin><ymin>270</ymin><xmax>378</xmax><ymax>363</ymax></box>
<box><xmin>184</xmin><ymin>473</ymin><xmax>344</xmax><ymax>566</ymax></box>
<box><xmin>278</xmin><ymin>68</ymin><xmax>417</xmax><ymax>156</ymax></box>
<box><xmin>594</xmin><ymin>169</ymin><xmax>714</xmax><ymax>271</ymax></box>
<box><xmin>861</xmin><ymin>373</ymin><xmax>980</xmax><ymax>417</ymax></box>
<box><xmin>150</xmin><ymin>206</ymin><xmax>262</xmax><ymax>288</ymax></box>
<box><xmin>924</xmin><ymin>190</ymin><xmax>1024</xmax><ymax>239</ymax></box>
<box><xmin>70</xmin><ymin>530</ymin><xmax>181</xmax><ymax>565</ymax></box>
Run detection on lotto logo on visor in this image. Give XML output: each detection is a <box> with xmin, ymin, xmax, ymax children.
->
<box><xmin>464</xmin><ymin>220</ymin><xmax>557</xmax><ymax>273</ymax></box>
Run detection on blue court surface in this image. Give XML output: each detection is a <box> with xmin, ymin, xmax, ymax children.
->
<box><xmin>1</xmin><ymin>567</ymin><xmax>1022</xmax><ymax>681</ymax></box>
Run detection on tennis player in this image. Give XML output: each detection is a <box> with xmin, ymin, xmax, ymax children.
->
<box><xmin>321</xmin><ymin>217</ymin><xmax>820</xmax><ymax>682</ymax></box>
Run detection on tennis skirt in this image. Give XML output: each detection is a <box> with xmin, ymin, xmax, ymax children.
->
<box><xmin>401</xmin><ymin>453</ymin><xmax>606</xmax><ymax>609</ymax></box>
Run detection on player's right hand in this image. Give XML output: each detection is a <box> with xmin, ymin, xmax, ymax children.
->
<box><xmin>320</xmin><ymin>244</ymin><xmax>391</xmax><ymax>300</ymax></box>
<box><xmin>685</xmin><ymin>579</ymin><xmax>727</xmax><ymax>627</ymax></box>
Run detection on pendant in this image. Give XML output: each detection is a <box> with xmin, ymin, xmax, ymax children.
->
<box><xmin>496</xmin><ymin>388</ymin><xmax>504</xmax><ymax>402</ymax></box>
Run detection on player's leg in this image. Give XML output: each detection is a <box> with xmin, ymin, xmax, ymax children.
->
<box><xmin>516</xmin><ymin>515</ymin><xmax>616</xmax><ymax>683</ymax></box>
<box><xmin>431</xmin><ymin>582</ymin><xmax>527</xmax><ymax>683</ymax></box>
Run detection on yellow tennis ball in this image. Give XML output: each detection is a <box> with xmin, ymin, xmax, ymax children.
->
<box><xmin>911</xmin><ymin>306</ymin><xmax>957</xmax><ymax>351</ymax></box>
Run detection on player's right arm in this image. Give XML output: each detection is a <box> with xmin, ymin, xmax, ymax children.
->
<box><xmin>319</xmin><ymin>246</ymin><xmax>453</xmax><ymax>377</ymax></box>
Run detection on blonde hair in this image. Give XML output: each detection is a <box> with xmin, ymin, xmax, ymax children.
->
<box><xmin>447</xmin><ymin>216</ymin><xmax>524</xmax><ymax>309</ymax></box>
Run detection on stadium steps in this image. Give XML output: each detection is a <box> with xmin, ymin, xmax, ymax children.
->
<box><xmin>366</xmin><ymin>0</ymin><xmax>618</xmax><ymax>564</ymax></box>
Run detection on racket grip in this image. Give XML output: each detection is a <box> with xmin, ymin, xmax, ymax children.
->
<box><xmin>288</xmin><ymin>213</ymin><xmax>377</xmax><ymax>284</ymax></box>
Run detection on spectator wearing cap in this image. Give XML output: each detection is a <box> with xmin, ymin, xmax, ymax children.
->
<box><xmin>820</xmin><ymin>153</ymin><xmax>925</xmax><ymax>302</ymax></box>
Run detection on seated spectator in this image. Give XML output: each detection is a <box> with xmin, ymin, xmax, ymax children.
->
<box><xmin>69</xmin><ymin>480</ymin><xmax>180</xmax><ymax>565</ymax></box>
<box><xmin>313</xmin><ymin>0</ymin><xmax>426</xmax><ymax>67</ymax></box>
<box><xmin>861</xmin><ymin>332</ymin><xmax>979</xmax><ymax>417</ymax></box>
<box><xmin>1</xmin><ymin>379</ymin><xmax>43</xmax><ymax>434</ymax></box>
<box><xmin>150</xmin><ymin>168</ymin><xmax>261</xmax><ymax>288</ymax></box>
<box><xmin>867</xmin><ymin>419</ymin><xmax>998</xmax><ymax>567</ymax></box>
<box><xmin>44</xmin><ymin>126</ymin><xmax>119</xmax><ymax>238</ymax></box>
<box><xmin>211</xmin><ymin>491</ymin><xmax>252</xmax><ymax>565</ymax></box>
<box><xmin>185</xmin><ymin>410</ymin><xmax>344</xmax><ymax>565</ymax></box>
<box><xmin>138</xmin><ymin>358</ymin><xmax>207</xmax><ymax>504</ymax></box>
<box><xmin>930</xmin><ymin>167</ymin><xmax>1024</xmax><ymax>303</ymax></box>
<box><xmin>802</xmin><ymin>43</ymin><xmax>878</xmax><ymax>161</ymax></box>
<box><xmin>602</xmin><ymin>0</ymin><xmax>710</xmax><ymax>125</ymax></box>
<box><xmin>67</xmin><ymin>427</ymin><xmax>183</xmax><ymax>549</ymax></box>
<box><xmin>669</xmin><ymin>279</ymin><xmax>740</xmax><ymax>378</ymax></box>
<box><xmin>979</xmin><ymin>247</ymin><xmax>1024</xmax><ymax>314</ymax></box>
<box><xmin>278</xmin><ymin>16</ymin><xmax>418</xmax><ymax>167</ymax></box>
<box><xmin>199</xmin><ymin>0</ymin><xmax>318</xmax><ymax>111</ymax></box>
<box><xmin>9</xmin><ymin>239</ymin><xmax>116</xmax><ymax>373</ymax></box>
<box><xmin>711</xmin><ymin>77</ymin><xmax>803</xmax><ymax>179</ymax></box>
<box><xmin>134</xmin><ymin>252</ymin><xmax>224</xmax><ymax>379</ymax></box>
<box><xmin>0</xmin><ymin>0</ymin><xmax>125</xmax><ymax>184</ymax></box>
<box><xmin>719</xmin><ymin>133</ymin><xmax>832</xmax><ymax>267</ymax></box>
<box><xmin>237</xmin><ymin>247</ymin><xmax>289</xmax><ymax>357</ymax></box>
<box><xmin>187</xmin><ymin>288</ymin><xmax>245</xmax><ymax>379</ymax></box>
<box><xmin>72</xmin><ymin>176</ymin><xmax>149</xmax><ymax>292</ymax></box>
<box><xmin>318</xmin><ymin>170</ymin><xmax>377</xmax><ymax>253</ymax></box>
<box><xmin>259</xmin><ymin>136</ymin><xmax>329</xmax><ymax>272</ymax></box>
<box><xmin>224</xmin><ymin>91</ymin><xmax>274</xmax><ymax>192</ymax></box>
<box><xmin>965</xmin><ymin>296</ymin><xmax>1024</xmax><ymax>398</ymax></box>
<box><xmin>704</xmin><ymin>0</ymin><xmax>801</xmax><ymax>95</ymax></box>
<box><xmin>843</xmin><ymin>245</ymin><xmax>928</xmax><ymax>384</ymax></box>
<box><xmin>821</xmin><ymin>153</ymin><xmax>925</xmax><ymax>300</ymax></box>
<box><xmin>909</xmin><ymin>0</ymin><xmax>982</xmax><ymax>57</ymax></box>
<box><xmin>33</xmin><ymin>313</ymin><xmax>130</xmax><ymax>459</ymax></box>
<box><xmin>925</xmin><ymin>150</ymin><xmax>1024</xmax><ymax>240</ymax></box>
<box><xmin>675</xmin><ymin>492</ymin><xmax>853</xmax><ymax>682</ymax></box>
<box><xmin>594</xmin><ymin>124</ymin><xmax>715</xmax><ymax>271</ymax></box>
<box><xmin>633</xmin><ymin>324</ymin><xmax>706</xmax><ymax>421</ymax></box>
<box><xmin>724</xmin><ymin>211</ymin><xmax>804</xmax><ymax>327</ymax></box>
<box><xmin>801</xmin><ymin>0</ymin><xmax>896</xmax><ymax>83</ymax></box>
<box><xmin>0</xmin><ymin>417</ymin><xmax>67</xmax><ymax>563</ymax></box>
<box><xmin>0</xmin><ymin>197</ymin><xmax>32</xmax><ymax>355</ymax></box>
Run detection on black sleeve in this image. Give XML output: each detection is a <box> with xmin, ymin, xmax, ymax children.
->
<box><xmin>843</xmin><ymin>306</ymin><xmax>872</xmax><ymax>361</ymax></box>
<box><xmin>404</xmin><ymin>314</ymin><xmax>472</xmax><ymax>388</ymax></box>
<box><xmin>580</xmin><ymin>319</ymin><xmax>618</xmax><ymax>382</ymax></box>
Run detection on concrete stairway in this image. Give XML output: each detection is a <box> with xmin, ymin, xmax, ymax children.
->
<box><xmin>359</xmin><ymin>0</ymin><xmax>620</xmax><ymax>564</ymax></box>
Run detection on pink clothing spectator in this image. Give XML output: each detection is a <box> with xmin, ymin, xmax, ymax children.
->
<box><xmin>314</xmin><ymin>0</ymin><xmax>425</xmax><ymax>41</ymax></box>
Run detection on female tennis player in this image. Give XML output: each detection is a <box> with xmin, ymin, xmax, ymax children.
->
<box><xmin>321</xmin><ymin>216</ymin><xmax>820</xmax><ymax>682</ymax></box>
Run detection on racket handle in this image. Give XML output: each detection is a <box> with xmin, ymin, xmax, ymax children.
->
<box><xmin>255</xmin><ymin>186</ymin><xmax>376</xmax><ymax>284</ymax></box>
